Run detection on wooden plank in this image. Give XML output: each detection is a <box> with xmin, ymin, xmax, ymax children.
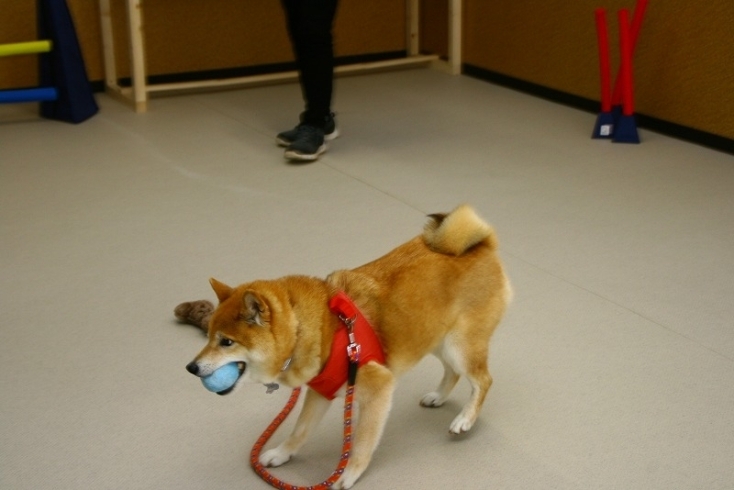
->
<box><xmin>449</xmin><ymin>0</ymin><xmax>462</xmax><ymax>74</ymax></box>
<box><xmin>126</xmin><ymin>0</ymin><xmax>148</xmax><ymax>112</ymax></box>
<box><xmin>145</xmin><ymin>56</ymin><xmax>439</xmax><ymax>97</ymax></box>
<box><xmin>98</xmin><ymin>0</ymin><xmax>119</xmax><ymax>92</ymax></box>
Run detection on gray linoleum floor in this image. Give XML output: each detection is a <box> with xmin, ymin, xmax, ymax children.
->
<box><xmin>1</xmin><ymin>68</ymin><xmax>733</xmax><ymax>490</ymax></box>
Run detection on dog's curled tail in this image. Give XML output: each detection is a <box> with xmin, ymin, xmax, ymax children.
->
<box><xmin>423</xmin><ymin>204</ymin><xmax>498</xmax><ymax>256</ymax></box>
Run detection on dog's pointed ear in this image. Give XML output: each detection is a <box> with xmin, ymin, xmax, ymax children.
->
<box><xmin>210</xmin><ymin>278</ymin><xmax>234</xmax><ymax>303</ymax></box>
<box><xmin>243</xmin><ymin>290</ymin><xmax>269</xmax><ymax>326</ymax></box>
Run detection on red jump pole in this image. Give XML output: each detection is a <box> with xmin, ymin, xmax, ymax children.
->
<box><xmin>613</xmin><ymin>8</ymin><xmax>640</xmax><ymax>143</ymax></box>
<box><xmin>611</xmin><ymin>0</ymin><xmax>648</xmax><ymax>109</ymax></box>
<box><xmin>592</xmin><ymin>8</ymin><xmax>615</xmax><ymax>138</ymax></box>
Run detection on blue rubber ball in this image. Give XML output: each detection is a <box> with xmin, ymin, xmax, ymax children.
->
<box><xmin>201</xmin><ymin>362</ymin><xmax>240</xmax><ymax>393</ymax></box>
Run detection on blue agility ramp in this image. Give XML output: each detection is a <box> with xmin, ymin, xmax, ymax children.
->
<box><xmin>37</xmin><ymin>0</ymin><xmax>98</xmax><ymax>123</ymax></box>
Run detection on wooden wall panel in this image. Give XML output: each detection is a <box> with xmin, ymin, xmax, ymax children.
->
<box><xmin>107</xmin><ymin>0</ymin><xmax>406</xmax><ymax>78</ymax></box>
<box><xmin>0</xmin><ymin>0</ymin><xmax>406</xmax><ymax>86</ymax></box>
<box><xmin>0</xmin><ymin>1</ymin><xmax>38</xmax><ymax>89</ymax></box>
<box><xmin>463</xmin><ymin>0</ymin><xmax>734</xmax><ymax>140</ymax></box>
<box><xmin>420</xmin><ymin>0</ymin><xmax>448</xmax><ymax>59</ymax></box>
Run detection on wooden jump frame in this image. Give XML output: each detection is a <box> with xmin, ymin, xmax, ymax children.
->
<box><xmin>98</xmin><ymin>0</ymin><xmax>463</xmax><ymax>113</ymax></box>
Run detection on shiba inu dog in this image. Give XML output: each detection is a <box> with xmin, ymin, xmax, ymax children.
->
<box><xmin>177</xmin><ymin>204</ymin><xmax>511</xmax><ymax>489</ymax></box>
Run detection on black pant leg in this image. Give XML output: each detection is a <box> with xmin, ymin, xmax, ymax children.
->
<box><xmin>281</xmin><ymin>0</ymin><xmax>339</xmax><ymax>127</ymax></box>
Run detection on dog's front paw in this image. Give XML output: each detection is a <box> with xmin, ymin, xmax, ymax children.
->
<box><xmin>332</xmin><ymin>468</ymin><xmax>360</xmax><ymax>490</ymax></box>
<box><xmin>259</xmin><ymin>447</ymin><xmax>292</xmax><ymax>467</ymax></box>
<box><xmin>419</xmin><ymin>391</ymin><xmax>446</xmax><ymax>408</ymax></box>
<box><xmin>449</xmin><ymin>412</ymin><xmax>475</xmax><ymax>434</ymax></box>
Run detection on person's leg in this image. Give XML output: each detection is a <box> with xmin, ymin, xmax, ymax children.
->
<box><xmin>281</xmin><ymin>0</ymin><xmax>338</xmax><ymax>128</ymax></box>
<box><xmin>279</xmin><ymin>0</ymin><xmax>339</xmax><ymax>161</ymax></box>
<box><xmin>280</xmin><ymin>0</ymin><xmax>304</xmax><ymax>75</ymax></box>
<box><xmin>298</xmin><ymin>0</ymin><xmax>338</xmax><ymax>127</ymax></box>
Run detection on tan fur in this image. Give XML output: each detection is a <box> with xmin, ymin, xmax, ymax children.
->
<box><xmin>182</xmin><ymin>205</ymin><xmax>511</xmax><ymax>489</ymax></box>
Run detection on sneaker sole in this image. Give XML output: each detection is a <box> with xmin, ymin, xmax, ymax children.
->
<box><xmin>277</xmin><ymin>128</ymin><xmax>340</xmax><ymax>147</ymax></box>
<box><xmin>284</xmin><ymin>144</ymin><xmax>327</xmax><ymax>162</ymax></box>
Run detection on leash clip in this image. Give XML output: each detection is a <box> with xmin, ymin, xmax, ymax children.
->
<box><xmin>340</xmin><ymin>314</ymin><xmax>361</xmax><ymax>364</ymax></box>
<box><xmin>347</xmin><ymin>341</ymin><xmax>361</xmax><ymax>364</ymax></box>
<box><xmin>339</xmin><ymin>314</ymin><xmax>356</xmax><ymax>330</ymax></box>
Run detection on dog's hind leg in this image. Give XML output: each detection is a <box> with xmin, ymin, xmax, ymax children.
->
<box><xmin>445</xmin><ymin>333</ymin><xmax>493</xmax><ymax>435</ymax></box>
<box><xmin>259</xmin><ymin>388</ymin><xmax>332</xmax><ymax>467</ymax></box>
<box><xmin>420</xmin><ymin>347</ymin><xmax>460</xmax><ymax>408</ymax></box>
<box><xmin>333</xmin><ymin>362</ymin><xmax>395</xmax><ymax>490</ymax></box>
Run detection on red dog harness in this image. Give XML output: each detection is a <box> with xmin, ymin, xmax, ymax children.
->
<box><xmin>307</xmin><ymin>291</ymin><xmax>386</xmax><ymax>399</ymax></box>
<box><xmin>251</xmin><ymin>291</ymin><xmax>384</xmax><ymax>489</ymax></box>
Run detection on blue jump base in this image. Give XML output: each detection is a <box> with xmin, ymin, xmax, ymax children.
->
<box><xmin>612</xmin><ymin>114</ymin><xmax>640</xmax><ymax>144</ymax></box>
<box><xmin>592</xmin><ymin>111</ymin><xmax>615</xmax><ymax>139</ymax></box>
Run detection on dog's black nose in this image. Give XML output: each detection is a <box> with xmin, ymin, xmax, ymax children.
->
<box><xmin>186</xmin><ymin>361</ymin><xmax>199</xmax><ymax>375</ymax></box>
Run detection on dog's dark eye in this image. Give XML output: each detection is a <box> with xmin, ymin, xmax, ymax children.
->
<box><xmin>219</xmin><ymin>338</ymin><xmax>234</xmax><ymax>347</ymax></box>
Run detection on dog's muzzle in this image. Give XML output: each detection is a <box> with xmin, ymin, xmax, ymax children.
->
<box><xmin>185</xmin><ymin>361</ymin><xmax>201</xmax><ymax>375</ymax></box>
<box><xmin>185</xmin><ymin>361</ymin><xmax>247</xmax><ymax>396</ymax></box>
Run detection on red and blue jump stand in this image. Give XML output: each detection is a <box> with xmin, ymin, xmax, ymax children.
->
<box><xmin>613</xmin><ymin>8</ymin><xmax>640</xmax><ymax>144</ymax></box>
<box><xmin>592</xmin><ymin>0</ymin><xmax>648</xmax><ymax>144</ymax></box>
<box><xmin>0</xmin><ymin>0</ymin><xmax>98</xmax><ymax>123</ymax></box>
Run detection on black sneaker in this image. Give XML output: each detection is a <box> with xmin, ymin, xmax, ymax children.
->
<box><xmin>276</xmin><ymin>113</ymin><xmax>339</xmax><ymax>147</ymax></box>
<box><xmin>284</xmin><ymin>125</ymin><xmax>326</xmax><ymax>162</ymax></box>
